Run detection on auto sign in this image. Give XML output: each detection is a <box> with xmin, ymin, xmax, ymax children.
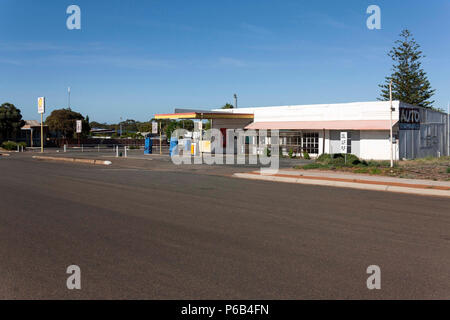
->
<box><xmin>399</xmin><ymin>107</ymin><xmax>421</xmax><ymax>130</ymax></box>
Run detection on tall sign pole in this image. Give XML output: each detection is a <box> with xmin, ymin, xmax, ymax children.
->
<box><xmin>159</xmin><ymin>121</ymin><xmax>162</xmax><ymax>155</ymax></box>
<box><xmin>38</xmin><ymin>97</ymin><xmax>45</xmax><ymax>153</ymax></box>
<box><xmin>41</xmin><ymin>113</ymin><xmax>44</xmax><ymax>153</ymax></box>
<box><xmin>76</xmin><ymin>120</ymin><xmax>82</xmax><ymax>147</ymax></box>
<box><xmin>389</xmin><ymin>80</ymin><xmax>394</xmax><ymax>168</ymax></box>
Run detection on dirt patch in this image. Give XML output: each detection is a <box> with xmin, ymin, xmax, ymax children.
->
<box><xmin>297</xmin><ymin>156</ymin><xmax>450</xmax><ymax>181</ymax></box>
<box><xmin>396</xmin><ymin>157</ymin><xmax>450</xmax><ymax>181</ymax></box>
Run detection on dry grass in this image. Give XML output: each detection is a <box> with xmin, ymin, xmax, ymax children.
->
<box><xmin>297</xmin><ymin>156</ymin><xmax>450</xmax><ymax>181</ymax></box>
<box><xmin>396</xmin><ymin>156</ymin><xmax>450</xmax><ymax>181</ymax></box>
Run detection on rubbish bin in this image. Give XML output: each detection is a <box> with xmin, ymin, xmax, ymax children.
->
<box><xmin>170</xmin><ymin>137</ymin><xmax>178</xmax><ymax>156</ymax></box>
<box><xmin>144</xmin><ymin>136</ymin><xmax>153</xmax><ymax>154</ymax></box>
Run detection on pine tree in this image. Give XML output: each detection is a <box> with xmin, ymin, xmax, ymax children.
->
<box><xmin>379</xmin><ymin>29</ymin><xmax>435</xmax><ymax>108</ymax></box>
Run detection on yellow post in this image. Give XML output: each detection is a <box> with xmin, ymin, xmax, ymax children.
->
<box><xmin>159</xmin><ymin>121</ymin><xmax>162</xmax><ymax>155</ymax></box>
<box><xmin>40</xmin><ymin>113</ymin><xmax>44</xmax><ymax>153</ymax></box>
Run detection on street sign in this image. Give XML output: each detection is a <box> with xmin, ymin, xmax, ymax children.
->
<box><xmin>152</xmin><ymin>121</ymin><xmax>158</xmax><ymax>134</ymax></box>
<box><xmin>340</xmin><ymin>132</ymin><xmax>348</xmax><ymax>154</ymax></box>
<box><xmin>76</xmin><ymin>120</ymin><xmax>82</xmax><ymax>133</ymax></box>
<box><xmin>38</xmin><ymin>97</ymin><xmax>45</xmax><ymax>114</ymax></box>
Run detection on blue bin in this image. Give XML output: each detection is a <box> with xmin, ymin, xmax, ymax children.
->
<box><xmin>170</xmin><ymin>137</ymin><xmax>178</xmax><ymax>156</ymax></box>
<box><xmin>144</xmin><ymin>137</ymin><xmax>153</xmax><ymax>154</ymax></box>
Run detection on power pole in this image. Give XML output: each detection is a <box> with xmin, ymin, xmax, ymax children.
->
<box><xmin>389</xmin><ymin>80</ymin><xmax>394</xmax><ymax>168</ymax></box>
<box><xmin>234</xmin><ymin>94</ymin><xmax>238</xmax><ymax>109</ymax></box>
<box><xmin>68</xmin><ymin>87</ymin><xmax>71</xmax><ymax>109</ymax></box>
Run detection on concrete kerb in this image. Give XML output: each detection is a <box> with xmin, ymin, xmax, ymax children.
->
<box><xmin>233</xmin><ymin>173</ymin><xmax>450</xmax><ymax>198</ymax></box>
<box><xmin>32</xmin><ymin>156</ymin><xmax>112</xmax><ymax>166</ymax></box>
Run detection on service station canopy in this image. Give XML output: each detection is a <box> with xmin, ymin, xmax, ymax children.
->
<box><xmin>154</xmin><ymin>109</ymin><xmax>254</xmax><ymax>120</ymax></box>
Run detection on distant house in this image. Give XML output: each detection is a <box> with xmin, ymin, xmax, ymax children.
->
<box><xmin>90</xmin><ymin>128</ymin><xmax>117</xmax><ymax>138</ymax></box>
<box><xmin>20</xmin><ymin>120</ymin><xmax>48</xmax><ymax>147</ymax></box>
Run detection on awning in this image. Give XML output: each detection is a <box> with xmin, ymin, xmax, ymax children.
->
<box><xmin>245</xmin><ymin>120</ymin><xmax>398</xmax><ymax>131</ymax></box>
<box><xmin>155</xmin><ymin>112</ymin><xmax>254</xmax><ymax>120</ymax></box>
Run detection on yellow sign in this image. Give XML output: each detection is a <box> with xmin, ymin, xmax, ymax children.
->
<box><xmin>38</xmin><ymin>97</ymin><xmax>45</xmax><ymax>114</ymax></box>
<box><xmin>199</xmin><ymin>141</ymin><xmax>211</xmax><ymax>153</ymax></box>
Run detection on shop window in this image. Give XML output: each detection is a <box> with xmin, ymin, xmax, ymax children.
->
<box><xmin>302</xmin><ymin>132</ymin><xmax>319</xmax><ymax>154</ymax></box>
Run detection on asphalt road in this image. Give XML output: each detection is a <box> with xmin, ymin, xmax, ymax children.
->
<box><xmin>0</xmin><ymin>154</ymin><xmax>449</xmax><ymax>299</ymax></box>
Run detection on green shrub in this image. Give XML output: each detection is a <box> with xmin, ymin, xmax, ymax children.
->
<box><xmin>354</xmin><ymin>168</ymin><xmax>369</xmax><ymax>174</ymax></box>
<box><xmin>300</xmin><ymin>163</ymin><xmax>326</xmax><ymax>170</ymax></box>
<box><xmin>288</xmin><ymin>149</ymin><xmax>294</xmax><ymax>159</ymax></box>
<box><xmin>17</xmin><ymin>142</ymin><xmax>27</xmax><ymax>150</ymax></box>
<box><xmin>330</xmin><ymin>157</ymin><xmax>346</xmax><ymax>166</ymax></box>
<box><xmin>265</xmin><ymin>147</ymin><xmax>271</xmax><ymax>157</ymax></box>
<box><xmin>128</xmin><ymin>145</ymin><xmax>141</xmax><ymax>150</ymax></box>
<box><xmin>367</xmin><ymin>160</ymin><xmax>391</xmax><ymax>168</ymax></box>
<box><xmin>303</xmin><ymin>151</ymin><xmax>311</xmax><ymax>160</ymax></box>
<box><xmin>342</xmin><ymin>154</ymin><xmax>359</xmax><ymax>164</ymax></box>
<box><xmin>447</xmin><ymin>167</ymin><xmax>450</xmax><ymax>174</ymax></box>
<box><xmin>1</xmin><ymin>141</ymin><xmax>17</xmax><ymax>150</ymax></box>
<box><xmin>370</xmin><ymin>168</ymin><xmax>382</xmax><ymax>175</ymax></box>
<box><xmin>317</xmin><ymin>153</ymin><xmax>360</xmax><ymax>166</ymax></box>
<box><xmin>317</xmin><ymin>153</ymin><xmax>332</xmax><ymax>162</ymax></box>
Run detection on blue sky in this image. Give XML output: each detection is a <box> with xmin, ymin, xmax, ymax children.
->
<box><xmin>0</xmin><ymin>0</ymin><xmax>449</xmax><ymax>123</ymax></box>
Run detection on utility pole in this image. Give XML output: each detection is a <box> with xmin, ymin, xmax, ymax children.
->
<box><xmin>447</xmin><ymin>102</ymin><xmax>449</xmax><ymax>156</ymax></box>
<box><xmin>234</xmin><ymin>94</ymin><xmax>238</xmax><ymax>109</ymax></box>
<box><xmin>68</xmin><ymin>87</ymin><xmax>71</xmax><ymax>109</ymax></box>
<box><xmin>389</xmin><ymin>80</ymin><xmax>394</xmax><ymax>168</ymax></box>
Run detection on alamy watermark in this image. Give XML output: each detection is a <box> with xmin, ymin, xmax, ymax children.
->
<box><xmin>66</xmin><ymin>5</ymin><xmax>81</xmax><ymax>30</ymax></box>
<box><xmin>366</xmin><ymin>5</ymin><xmax>381</xmax><ymax>30</ymax></box>
<box><xmin>64</xmin><ymin>5</ymin><xmax>380</xmax><ymax>31</ymax></box>
<box><xmin>366</xmin><ymin>265</ymin><xmax>381</xmax><ymax>290</ymax></box>
<box><xmin>170</xmin><ymin>128</ymin><xmax>279</xmax><ymax>175</ymax></box>
<box><xmin>66</xmin><ymin>265</ymin><xmax>81</xmax><ymax>290</ymax></box>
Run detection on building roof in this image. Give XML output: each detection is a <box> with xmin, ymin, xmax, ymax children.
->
<box><xmin>245</xmin><ymin>120</ymin><xmax>398</xmax><ymax>131</ymax></box>
<box><xmin>21</xmin><ymin>120</ymin><xmax>47</xmax><ymax>130</ymax></box>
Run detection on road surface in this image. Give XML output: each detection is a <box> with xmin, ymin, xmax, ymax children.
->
<box><xmin>0</xmin><ymin>154</ymin><xmax>449</xmax><ymax>299</ymax></box>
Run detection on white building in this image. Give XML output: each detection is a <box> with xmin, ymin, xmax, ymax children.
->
<box><xmin>156</xmin><ymin>101</ymin><xmax>450</xmax><ymax>160</ymax></box>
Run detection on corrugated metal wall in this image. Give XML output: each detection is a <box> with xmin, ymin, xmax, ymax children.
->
<box><xmin>399</xmin><ymin>106</ymin><xmax>448</xmax><ymax>159</ymax></box>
